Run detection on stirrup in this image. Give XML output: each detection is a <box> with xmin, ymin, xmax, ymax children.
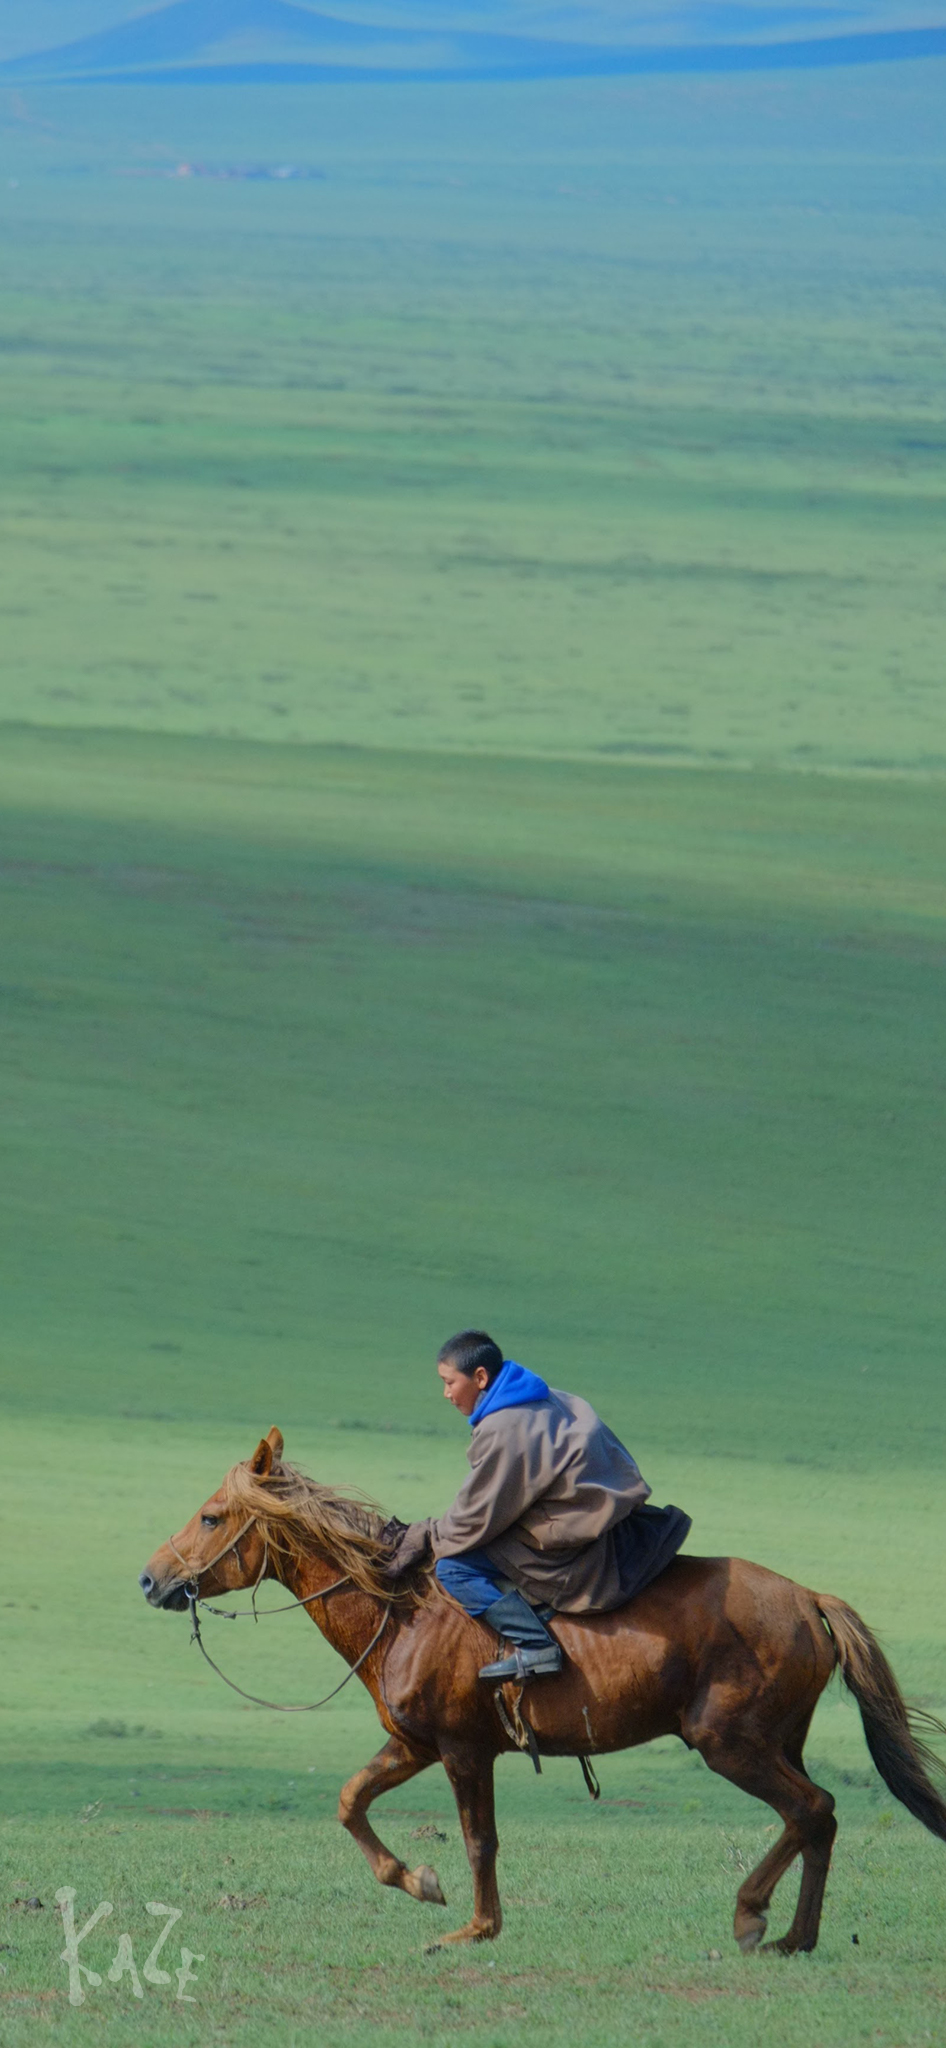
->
<box><xmin>478</xmin><ymin>1643</ymin><xmax>563</xmax><ymax>1682</ymax></box>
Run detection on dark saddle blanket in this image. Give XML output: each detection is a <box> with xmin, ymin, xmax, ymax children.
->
<box><xmin>606</xmin><ymin>1501</ymin><xmax>692</xmax><ymax>1609</ymax></box>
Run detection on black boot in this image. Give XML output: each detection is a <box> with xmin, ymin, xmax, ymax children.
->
<box><xmin>478</xmin><ymin>1590</ymin><xmax>563</xmax><ymax>1682</ymax></box>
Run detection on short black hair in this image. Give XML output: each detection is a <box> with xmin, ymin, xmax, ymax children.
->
<box><xmin>437</xmin><ymin>1329</ymin><xmax>504</xmax><ymax>1384</ymax></box>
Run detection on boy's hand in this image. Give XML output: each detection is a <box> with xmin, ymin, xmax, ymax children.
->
<box><xmin>380</xmin><ymin>1519</ymin><xmax>432</xmax><ymax>1579</ymax></box>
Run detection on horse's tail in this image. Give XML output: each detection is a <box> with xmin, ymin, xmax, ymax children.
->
<box><xmin>815</xmin><ymin>1592</ymin><xmax>946</xmax><ymax>1840</ymax></box>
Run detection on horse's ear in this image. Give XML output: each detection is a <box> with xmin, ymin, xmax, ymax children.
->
<box><xmin>249</xmin><ymin>1436</ymin><xmax>274</xmax><ymax>1477</ymax></box>
<box><xmin>266</xmin><ymin>1426</ymin><xmax>284</xmax><ymax>1462</ymax></box>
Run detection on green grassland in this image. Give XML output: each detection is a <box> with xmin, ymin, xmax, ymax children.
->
<box><xmin>1</xmin><ymin>730</ymin><xmax>945</xmax><ymax>2045</ymax></box>
<box><xmin>1</xmin><ymin>74</ymin><xmax>946</xmax><ymax>2046</ymax></box>
<box><xmin>2</xmin><ymin>726</ymin><xmax>946</xmax><ymax>1458</ymax></box>
<box><xmin>1</xmin><ymin>84</ymin><xmax>944</xmax><ymax>772</ymax></box>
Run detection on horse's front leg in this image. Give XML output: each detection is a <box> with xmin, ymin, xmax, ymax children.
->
<box><xmin>426</xmin><ymin>1747</ymin><xmax>501</xmax><ymax>1949</ymax></box>
<box><xmin>338</xmin><ymin>1735</ymin><xmax>446</xmax><ymax>1908</ymax></box>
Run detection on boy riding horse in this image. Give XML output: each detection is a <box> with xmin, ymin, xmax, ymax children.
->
<box><xmin>384</xmin><ymin>1330</ymin><xmax>690</xmax><ymax>1681</ymax></box>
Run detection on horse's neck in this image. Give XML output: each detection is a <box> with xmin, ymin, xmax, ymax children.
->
<box><xmin>277</xmin><ymin>1551</ymin><xmax>385</xmax><ymax>1664</ymax></box>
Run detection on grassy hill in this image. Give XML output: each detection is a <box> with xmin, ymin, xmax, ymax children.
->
<box><xmin>3</xmin><ymin>727</ymin><xmax>944</xmax><ymax>1460</ymax></box>
<box><xmin>2</xmin><ymin>725</ymin><xmax>945</xmax><ymax>2043</ymax></box>
<box><xmin>1</xmin><ymin>141</ymin><xmax>944</xmax><ymax>771</ymax></box>
<box><xmin>1</xmin><ymin>64</ymin><xmax>945</xmax><ymax>2048</ymax></box>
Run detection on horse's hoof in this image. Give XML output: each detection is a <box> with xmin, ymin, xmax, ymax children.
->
<box><xmin>425</xmin><ymin>1922</ymin><xmax>496</xmax><ymax>1947</ymax></box>
<box><xmin>410</xmin><ymin>1864</ymin><xmax>446</xmax><ymax>1906</ymax></box>
<box><xmin>760</xmin><ymin>1936</ymin><xmax>799</xmax><ymax>1956</ymax></box>
<box><xmin>735</xmin><ymin>1917</ymin><xmax>767</xmax><ymax>1954</ymax></box>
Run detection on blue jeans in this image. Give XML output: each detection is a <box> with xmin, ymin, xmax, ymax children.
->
<box><xmin>435</xmin><ymin>1550</ymin><xmax>505</xmax><ymax>1616</ymax></box>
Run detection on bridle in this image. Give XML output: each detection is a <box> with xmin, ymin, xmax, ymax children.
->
<box><xmin>167</xmin><ymin>1517</ymin><xmax>260</xmax><ymax>1592</ymax></box>
<box><xmin>165</xmin><ymin>1514</ymin><xmax>393</xmax><ymax>1713</ymax></box>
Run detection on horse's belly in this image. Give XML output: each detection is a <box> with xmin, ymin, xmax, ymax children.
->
<box><xmin>522</xmin><ymin>1615</ymin><xmax>682</xmax><ymax>1754</ymax></box>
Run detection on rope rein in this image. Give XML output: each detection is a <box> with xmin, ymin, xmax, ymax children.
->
<box><xmin>186</xmin><ymin>1593</ymin><xmax>394</xmax><ymax>1712</ymax></box>
<box><xmin>166</xmin><ymin>1516</ymin><xmax>394</xmax><ymax>1713</ymax></box>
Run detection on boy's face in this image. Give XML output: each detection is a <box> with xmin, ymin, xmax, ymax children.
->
<box><xmin>438</xmin><ymin>1358</ymin><xmax>491</xmax><ymax>1416</ymax></box>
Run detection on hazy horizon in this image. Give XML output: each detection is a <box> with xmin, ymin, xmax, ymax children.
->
<box><xmin>3</xmin><ymin>0</ymin><xmax>946</xmax><ymax>89</ymax></box>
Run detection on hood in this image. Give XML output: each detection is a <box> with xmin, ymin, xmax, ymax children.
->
<box><xmin>470</xmin><ymin>1358</ymin><xmax>550</xmax><ymax>1426</ymax></box>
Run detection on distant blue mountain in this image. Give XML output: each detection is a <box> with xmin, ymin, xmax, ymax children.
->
<box><xmin>659</xmin><ymin>3</ymin><xmax>853</xmax><ymax>24</ymax></box>
<box><xmin>0</xmin><ymin>0</ymin><xmax>387</xmax><ymax>72</ymax></box>
<box><xmin>1</xmin><ymin>0</ymin><xmax>943</xmax><ymax>81</ymax></box>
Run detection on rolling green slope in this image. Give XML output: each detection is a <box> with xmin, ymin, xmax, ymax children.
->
<box><xmin>1</xmin><ymin>158</ymin><xmax>944</xmax><ymax>772</ymax></box>
<box><xmin>2</xmin><ymin>74</ymin><xmax>945</xmax><ymax>2045</ymax></box>
<box><xmin>2</xmin><ymin>727</ymin><xmax>943</xmax><ymax>1461</ymax></box>
<box><xmin>1</xmin><ymin>728</ymin><xmax>945</xmax><ymax>2043</ymax></box>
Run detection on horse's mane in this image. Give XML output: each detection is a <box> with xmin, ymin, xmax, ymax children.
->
<box><xmin>224</xmin><ymin>1457</ymin><xmax>424</xmax><ymax>1605</ymax></box>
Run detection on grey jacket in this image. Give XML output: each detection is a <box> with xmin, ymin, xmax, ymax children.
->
<box><xmin>430</xmin><ymin>1388</ymin><xmax>652</xmax><ymax>1613</ymax></box>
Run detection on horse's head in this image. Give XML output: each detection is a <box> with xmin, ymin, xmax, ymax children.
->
<box><xmin>138</xmin><ymin>1427</ymin><xmax>284</xmax><ymax>1610</ymax></box>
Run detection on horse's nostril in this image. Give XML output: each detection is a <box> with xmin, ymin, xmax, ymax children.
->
<box><xmin>139</xmin><ymin>1572</ymin><xmax>154</xmax><ymax>1595</ymax></box>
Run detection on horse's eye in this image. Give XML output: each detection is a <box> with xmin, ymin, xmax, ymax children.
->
<box><xmin>201</xmin><ymin>1514</ymin><xmax>220</xmax><ymax>1529</ymax></box>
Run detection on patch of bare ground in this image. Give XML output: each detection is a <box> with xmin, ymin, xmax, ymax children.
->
<box><xmin>644</xmin><ymin>1980</ymin><xmax>763</xmax><ymax>2002</ymax></box>
<box><xmin>143</xmin><ymin>1805</ymin><xmax>224</xmax><ymax>1819</ymax></box>
<box><xmin>432</xmin><ymin>1966</ymin><xmax>761</xmax><ymax>1998</ymax></box>
<box><xmin>1</xmin><ymin>1990</ymin><xmax>62</xmax><ymax>2007</ymax></box>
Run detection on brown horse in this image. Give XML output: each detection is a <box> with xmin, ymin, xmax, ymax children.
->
<box><xmin>139</xmin><ymin>1428</ymin><xmax>946</xmax><ymax>1954</ymax></box>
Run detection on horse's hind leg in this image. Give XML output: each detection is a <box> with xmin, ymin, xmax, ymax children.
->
<box><xmin>689</xmin><ymin>1715</ymin><xmax>836</xmax><ymax>1955</ymax></box>
<box><xmin>425</xmin><ymin>1748</ymin><xmax>501</xmax><ymax>1950</ymax></box>
<box><xmin>760</xmin><ymin>1743</ymin><xmax>837</xmax><ymax>1957</ymax></box>
<box><xmin>729</xmin><ymin>1810</ymin><xmax>807</xmax><ymax>1952</ymax></box>
<box><xmin>338</xmin><ymin>1735</ymin><xmax>447</xmax><ymax>1909</ymax></box>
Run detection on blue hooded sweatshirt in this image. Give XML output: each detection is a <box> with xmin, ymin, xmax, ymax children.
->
<box><xmin>470</xmin><ymin>1358</ymin><xmax>550</xmax><ymax>1427</ymax></box>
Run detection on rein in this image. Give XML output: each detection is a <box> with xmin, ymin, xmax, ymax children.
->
<box><xmin>166</xmin><ymin>1517</ymin><xmax>394</xmax><ymax>1714</ymax></box>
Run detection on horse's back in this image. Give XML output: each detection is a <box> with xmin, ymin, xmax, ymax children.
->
<box><xmin>527</xmin><ymin>1554</ymin><xmax>833</xmax><ymax>1756</ymax></box>
<box><xmin>560</xmin><ymin>1551</ymin><xmax>828</xmax><ymax>1639</ymax></box>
